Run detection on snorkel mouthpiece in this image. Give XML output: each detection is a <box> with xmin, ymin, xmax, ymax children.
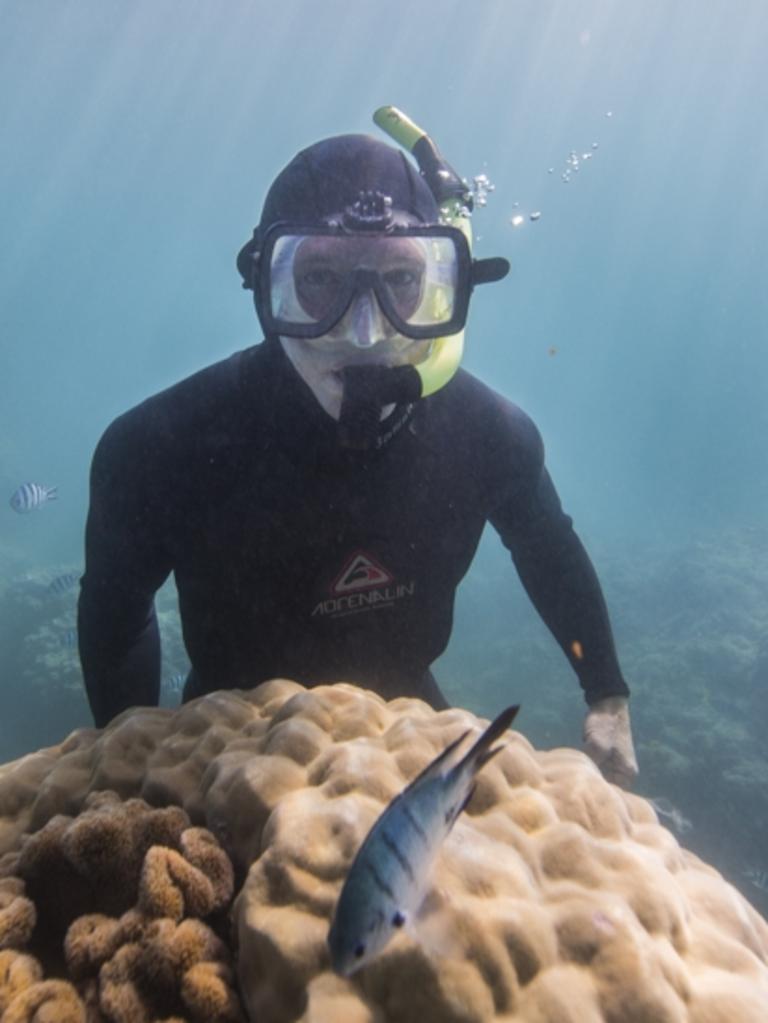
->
<box><xmin>338</xmin><ymin>364</ymin><xmax>421</xmax><ymax>450</ymax></box>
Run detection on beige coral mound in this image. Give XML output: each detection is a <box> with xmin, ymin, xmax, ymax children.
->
<box><xmin>1</xmin><ymin>680</ymin><xmax>768</xmax><ymax>1022</ymax></box>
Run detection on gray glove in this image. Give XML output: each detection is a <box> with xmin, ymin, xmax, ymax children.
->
<box><xmin>583</xmin><ymin>695</ymin><xmax>639</xmax><ymax>788</ymax></box>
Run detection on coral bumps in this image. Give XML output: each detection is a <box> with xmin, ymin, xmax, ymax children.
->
<box><xmin>0</xmin><ymin>792</ymin><xmax>243</xmax><ymax>1021</ymax></box>
<box><xmin>1</xmin><ymin>679</ymin><xmax>768</xmax><ymax>1021</ymax></box>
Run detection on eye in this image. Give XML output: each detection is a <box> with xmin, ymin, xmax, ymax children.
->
<box><xmin>391</xmin><ymin>910</ymin><xmax>406</xmax><ymax>928</ymax></box>
<box><xmin>300</xmin><ymin>268</ymin><xmax>341</xmax><ymax>289</ymax></box>
<box><xmin>383</xmin><ymin>268</ymin><xmax>419</xmax><ymax>289</ymax></box>
<box><xmin>354</xmin><ymin>943</ymin><xmax>366</xmax><ymax>959</ymax></box>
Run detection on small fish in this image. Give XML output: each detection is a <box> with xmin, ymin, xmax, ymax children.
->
<box><xmin>9</xmin><ymin>482</ymin><xmax>58</xmax><ymax>514</ymax></box>
<box><xmin>61</xmin><ymin>627</ymin><xmax>78</xmax><ymax>649</ymax></box>
<box><xmin>327</xmin><ymin>704</ymin><xmax>520</xmax><ymax>976</ymax></box>
<box><xmin>743</xmin><ymin>868</ymin><xmax>768</xmax><ymax>893</ymax></box>
<box><xmin>48</xmin><ymin>572</ymin><xmax>80</xmax><ymax>596</ymax></box>
<box><xmin>647</xmin><ymin>796</ymin><xmax>692</xmax><ymax>835</ymax></box>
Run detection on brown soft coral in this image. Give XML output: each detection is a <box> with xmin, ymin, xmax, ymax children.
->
<box><xmin>63</xmin><ymin>913</ymin><xmax>124</xmax><ymax>981</ymax></box>
<box><xmin>182</xmin><ymin>960</ymin><xmax>244</xmax><ymax>1022</ymax></box>
<box><xmin>97</xmin><ymin>915</ymin><xmax>242</xmax><ymax>1022</ymax></box>
<box><xmin>0</xmin><ymin>978</ymin><xmax>85</xmax><ymax>1022</ymax></box>
<box><xmin>15</xmin><ymin>793</ymin><xmax>192</xmax><ymax>942</ymax></box>
<box><xmin>136</xmin><ymin>827</ymin><xmax>234</xmax><ymax>924</ymax></box>
<box><xmin>180</xmin><ymin>827</ymin><xmax>235</xmax><ymax>909</ymax></box>
<box><xmin>0</xmin><ymin>790</ymin><xmax>244</xmax><ymax>1019</ymax></box>
<box><xmin>60</xmin><ymin>902</ymin><xmax>242</xmax><ymax>1020</ymax></box>
<box><xmin>0</xmin><ymin>877</ymin><xmax>36</xmax><ymax>951</ymax></box>
<box><xmin>138</xmin><ymin>847</ymin><xmax>218</xmax><ymax>922</ymax></box>
<box><xmin>0</xmin><ymin>949</ymin><xmax>43</xmax><ymax>1014</ymax></box>
<box><xmin>0</xmin><ymin>949</ymin><xmax>85</xmax><ymax>1023</ymax></box>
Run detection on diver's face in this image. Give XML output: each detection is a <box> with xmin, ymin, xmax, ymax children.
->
<box><xmin>279</xmin><ymin>210</ymin><xmax>432</xmax><ymax>420</ymax></box>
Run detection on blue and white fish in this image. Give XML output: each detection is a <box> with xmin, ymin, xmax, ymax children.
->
<box><xmin>647</xmin><ymin>796</ymin><xmax>693</xmax><ymax>835</ymax></box>
<box><xmin>61</xmin><ymin>627</ymin><xmax>78</xmax><ymax>649</ymax></box>
<box><xmin>48</xmin><ymin>572</ymin><xmax>81</xmax><ymax>596</ymax></box>
<box><xmin>327</xmin><ymin>704</ymin><xmax>520</xmax><ymax>976</ymax></box>
<box><xmin>9</xmin><ymin>482</ymin><xmax>58</xmax><ymax>514</ymax></box>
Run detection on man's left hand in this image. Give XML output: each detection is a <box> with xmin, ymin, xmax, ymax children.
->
<box><xmin>583</xmin><ymin>695</ymin><xmax>639</xmax><ymax>789</ymax></box>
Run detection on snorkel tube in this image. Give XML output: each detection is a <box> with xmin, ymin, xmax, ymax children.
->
<box><xmin>372</xmin><ymin>105</ymin><xmax>471</xmax><ymax>398</ymax></box>
<box><xmin>338</xmin><ymin>106</ymin><xmax>508</xmax><ymax>448</ymax></box>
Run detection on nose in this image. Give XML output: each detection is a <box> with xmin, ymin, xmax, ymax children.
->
<box><xmin>348</xmin><ymin>290</ymin><xmax>387</xmax><ymax>349</ymax></box>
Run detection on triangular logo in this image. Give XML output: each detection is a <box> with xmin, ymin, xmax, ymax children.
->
<box><xmin>332</xmin><ymin>552</ymin><xmax>394</xmax><ymax>595</ymax></box>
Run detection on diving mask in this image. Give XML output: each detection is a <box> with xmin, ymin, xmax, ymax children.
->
<box><xmin>256</xmin><ymin>221</ymin><xmax>472</xmax><ymax>342</ymax></box>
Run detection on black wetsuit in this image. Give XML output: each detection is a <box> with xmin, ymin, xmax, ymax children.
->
<box><xmin>78</xmin><ymin>340</ymin><xmax>629</xmax><ymax>727</ymax></box>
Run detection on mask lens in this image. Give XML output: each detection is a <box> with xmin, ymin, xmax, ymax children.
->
<box><xmin>270</xmin><ymin>235</ymin><xmax>350</xmax><ymax>326</ymax></box>
<box><xmin>398</xmin><ymin>236</ymin><xmax>457</xmax><ymax>328</ymax></box>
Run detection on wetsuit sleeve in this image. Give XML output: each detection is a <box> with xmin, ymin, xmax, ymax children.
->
<box><xmin>487</xmin><ymin>414</ymin><xmax>630</xmax><ymax>705</ymax></box>
<box><xmin>78</xmin><ymin>414</ymin><xmax>172</xmax><ymax>727</ymax></box>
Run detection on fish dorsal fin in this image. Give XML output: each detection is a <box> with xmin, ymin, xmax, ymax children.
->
<box><xmin>400</xmin><ymin>729</ymin><xmax>472</xmax><ymax>795</ymax></box>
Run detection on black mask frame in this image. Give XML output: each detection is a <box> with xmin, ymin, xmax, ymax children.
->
<box><xmin>252</xmin><ymin>221</ymin><xmax>505</xmax><ymax>341</ymax></box>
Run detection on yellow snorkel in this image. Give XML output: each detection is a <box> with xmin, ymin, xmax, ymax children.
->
<box><xmin>373</xmin><ymin>106</ymin><xmax>474</xmax><ymax>397</ymax></box>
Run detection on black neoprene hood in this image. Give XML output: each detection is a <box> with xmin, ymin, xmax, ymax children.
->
<box><xmin>236</xmin><ymin>134</ymin><xmax>440</xmax><ymax>288</ymax></box>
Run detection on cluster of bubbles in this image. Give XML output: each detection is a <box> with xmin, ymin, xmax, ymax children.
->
<box><xmin>509</xmin><ymin>110</ymin><xmax>614</xmax><ymax>229</ymax></box>
<box><xmin>439</xmin><ymin>111</ymin><xmax>614</xmax><ymax>231</ymax></box>
<box><xmin>454</xmin><ymin>172</ymin><xmax>497</xmax><ymax>219</ymax></box>
<box><xmin>468</xmin><ymin>173</ymin><xmax>494</xmax><ymax>208</ymax></box>
<box><xmin>551</xmin><ymin>141</ymin><xmax>599</xmax><ymax>185</ymax></box>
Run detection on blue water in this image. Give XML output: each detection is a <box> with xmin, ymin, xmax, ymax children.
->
<box><xmin>1</xmin><ymin>1</ymin><xmax>767</xmax><ymax>910</ymax></box>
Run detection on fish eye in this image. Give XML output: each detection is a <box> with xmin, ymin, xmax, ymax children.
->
<box><xmin>354</xmin><ymin>943</ymin><xmax>366</xmax><ymax>959</ymax></box>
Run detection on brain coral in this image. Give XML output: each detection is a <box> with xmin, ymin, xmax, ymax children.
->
<box><xmin>1</xmin><ymin>679</ymin><xmax>767</xmax><ymax>1023</ymax></box>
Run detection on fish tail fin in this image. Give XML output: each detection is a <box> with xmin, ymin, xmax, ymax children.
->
<box><xmin>458</xmin><ymin>704</ymin><xmax>520</xmax><ymax>776</ymax></box>
<box><xmin>404</xmin><ymin>706</ymin><xmax>519</xmax><ymax>807</ymax></box>
<box><xmin>48</xmin><ymin>486</ymin><xmax>58</xmax><ymax>499</ymax></box>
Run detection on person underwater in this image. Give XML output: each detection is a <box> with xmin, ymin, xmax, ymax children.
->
<box><xmin>77</xmin><ymin>107</ymin><xmax>638</xmax><ymax>789</ymax></box>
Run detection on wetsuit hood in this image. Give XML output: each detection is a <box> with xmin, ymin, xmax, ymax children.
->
<box><xmin>237</xmin><ymin>135</ymin><xmax>449</xmax><ymax>451</ymax></box>
<box><xmin>237</xmin><ymin>134</ymin><xmax>440</xmax><ymax>285</ymax></box>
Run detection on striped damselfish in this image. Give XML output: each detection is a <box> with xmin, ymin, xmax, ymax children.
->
<box><xmin>9</xmin><ymin>482</ymin><xmax>58</xmax><ymax>513</ymax></box>
<box><xmin>327</xmin><ymin>703</ymin><xmax>520</xmax><ymax>976</ymax></box>
<box><xmin>48</xmin><ymin>571</ymin><xmax>81</xmax><ymax>595</ymax></box>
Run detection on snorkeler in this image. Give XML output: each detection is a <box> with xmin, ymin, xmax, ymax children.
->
<box><xmin>77</xmin><ymin>109</ymin><xmax>638</xmax><ymax>788</ymax></box>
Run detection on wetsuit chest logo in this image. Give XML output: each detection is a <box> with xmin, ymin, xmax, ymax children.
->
<box><xmin>332</xmin><ymin>552</ymin><xmax>393</xmax><ymax>594</ymax></box>
<box><xmin>311</xmin><ymin>549</ymin><xmax>415</xmax><ymax>619</ymax></box>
